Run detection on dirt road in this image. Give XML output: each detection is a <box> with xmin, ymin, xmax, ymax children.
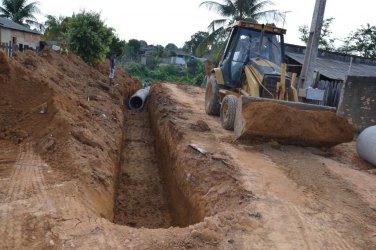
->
<box><xmin>0</xmin><ymin>49</ymin><xmax>375</xmax><ymax>249</ymax></box>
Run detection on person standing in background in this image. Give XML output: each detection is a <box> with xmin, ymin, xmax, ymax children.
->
<box><xmin>109</xmin><ymin>54</ymin><xmax>116</xmax><ymax>85</ymax></box>
<box><xmin>60</xmin><ymin>40</ymin><xmax>68</xmax><ymax>55</ymax></box>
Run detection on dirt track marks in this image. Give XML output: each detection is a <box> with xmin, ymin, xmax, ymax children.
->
<box><xmin>289</xmin><ymin>204</ymin><xmax>354</xmax><ymax>250</ymax></box>
<box><xmin>262</xmin><ymin>145</ymin><xmax>376</xmax><ymax>249</ymax></box>
<box><xmin>2</xmin><ymin>143</ymin><xmax>53</xmax><ymax>205</ymax></box>
<box><xmin>0</xmin><ymin>143</ymin><xmax>56</xmax><ymax>249</ymax></box>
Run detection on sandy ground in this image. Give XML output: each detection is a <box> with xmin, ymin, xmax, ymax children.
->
<box><xmin>0</xmin><ymin>49</ymin><xmax>375</xmax><ymax>249</ymax></box>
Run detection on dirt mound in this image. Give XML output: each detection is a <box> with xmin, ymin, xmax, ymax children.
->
<box><xmin>235</xmin><ymin>100</ymin><xmax>354</xmax><ymax>147</ymax></box>
<box><xmin>0</xmin><ymin>49</ymin><xmax>11</xmax><ymax>74</ymax></box>
<box><xmin>1</xmin><ymin>48</ymin><xmax>139</xmax><ymax>143</ymax></box>
<box><xmin>0</xmin><ymin>48</ymin><xmax>140</xmax><ymax>218</ymax></box>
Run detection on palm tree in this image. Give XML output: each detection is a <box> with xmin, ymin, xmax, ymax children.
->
<box><xmin>197</xmin><ymin>0</ymin><xmax>281</xmax><ymax>58</ymax></box>
<box><xmin>0</xmin><ymin>0</ymin><xmax>41</xmax><ymax>28</ymax></box>
<box><xmin>43</xmin><ymin>15</ymin><xmax>71</xmax><ymax>41</ymax></box>
<box><xmin>201</xmin><ymin>0</ymin><xmax>280</xmax><ymax>31</ymax></box>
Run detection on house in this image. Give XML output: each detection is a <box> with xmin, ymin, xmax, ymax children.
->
<box><xmin>0</xmin><ymin>17</ymin><xmax>41</xmax><ymax>54</ymax></box>
<box><xmin>140</xmin><ymin>45</ymin><xmax>159</xmax><ymax>67</ymax></box>
<box><xmin>285</xmin><ymin>43</ymin><xmax>376</xmax><ymax>107</ymax></box>
<box><xmin>170</xmin><ymin>54</ymin><xmax>187</xmax><ymax>67</ymax></box>
<box><xmin>285</xmin><ymin>43</ymin><xmax>376</xmax><ymax>82</ymax></box>
<box><xmin>285</xmin><ymin>44</ymin><xmax>376</xmax><ymax>130</ymax></box>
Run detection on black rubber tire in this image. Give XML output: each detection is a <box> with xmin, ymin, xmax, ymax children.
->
<box><xmin>205</xmin><ymin>75</ymin><xmax>220</xmax><ymax>116</ymax></box>
<box><xmin>220</xmin><ymin>95</ymin><xmax>238</xmax><ymax>130</ymax></box>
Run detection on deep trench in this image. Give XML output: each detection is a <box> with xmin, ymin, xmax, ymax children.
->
<box><xmin>114</xmin><ymin>107</ymin><xmax>200</xmax><ymax>228</ymax></box>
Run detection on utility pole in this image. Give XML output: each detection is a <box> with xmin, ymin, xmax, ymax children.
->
<box><xmin>298</xmin><ymin>0</ymin><xmax>327</xmax><ymax>94</ymax></box>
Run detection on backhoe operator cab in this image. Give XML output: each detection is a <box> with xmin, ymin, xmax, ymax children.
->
<box><xmin>219</xmin><ymin>21</ymin><xmax>286</xmax><ymax>89</ymax></box>
<box><xmin>205</xmin><ymin>21</ymin><xmax>298</xmax><ymax>120</ymax></box>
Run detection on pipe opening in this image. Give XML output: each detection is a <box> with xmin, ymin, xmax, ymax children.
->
<box><xmin>129</xmin><ymin>96</ymin><xmax>143</xmax><ymax>110</ymax></box>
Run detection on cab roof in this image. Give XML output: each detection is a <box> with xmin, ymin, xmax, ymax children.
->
<box><xmin>226</xmin><ymin>20</ymin><xmax>286</xmax><ymax>35</ymax></box>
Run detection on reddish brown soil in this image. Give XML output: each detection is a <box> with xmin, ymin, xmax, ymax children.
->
<box><xmin>235</xmin><ymin>100</ymin><xmax>354</xmax><ymax>147</ymax></box>
<box><xmin>0</xmin><ymin>50</ymin><xmax>375</xmax><ymax>249</ymax></box>
<box><xmin>114</xmin><ymin>109</ymin><xmax>172</xmax><ymax>228</ymax></box>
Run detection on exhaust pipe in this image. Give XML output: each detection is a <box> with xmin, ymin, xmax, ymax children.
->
<box><xmin>356</xmin><ymin>126</ymin><xmax>376</xmax><ymax>166</ymax></box>
<box><xmin>128</xmin><ymin>87</ymin><xmax>150</xmax><ymax>111</ymax></box>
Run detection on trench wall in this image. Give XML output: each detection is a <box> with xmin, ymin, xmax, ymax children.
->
<box><xmin>147</xmin><ymin>88</ymin><xmax>209</xmax><ymax>227</ymax></box>
<box><xmin>337</xmin><ymin>76</ymin><xmax>376</xmax><ymax>131</ymax></box>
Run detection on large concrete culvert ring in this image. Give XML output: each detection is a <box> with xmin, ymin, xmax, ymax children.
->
<box><xmin>128</xmin><ymin>87</ymin><xmax>150</xmax><ymax>111</ymax></box>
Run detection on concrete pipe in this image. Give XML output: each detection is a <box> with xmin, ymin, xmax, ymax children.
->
<box><xmin>356</xmin><ymin>125</ymin><xmax>376</xmax><ymax>166</ymax></box>
<box><xmin>128</xmin><ymin>87</ymin><xmax>150</xmax><ymax>111</ymax></box>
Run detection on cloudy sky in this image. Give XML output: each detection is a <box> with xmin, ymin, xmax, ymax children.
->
<box><xmin>34</xmin><ymin>0</ymin><xmax>375</xmax><ymax>47</ymax></box>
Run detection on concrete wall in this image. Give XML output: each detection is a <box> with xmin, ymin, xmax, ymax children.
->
<box><xmin>337</xmin><ymin>76</ymin><xmax>376</xmax><ymax>131</ymax></box>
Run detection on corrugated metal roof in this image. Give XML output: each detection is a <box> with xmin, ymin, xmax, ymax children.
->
<box><xmin>0</xmin><ymin>17</ymin><xmax>41</xmax><ymax>35</ymax></box>
<box><xmin>286</xmin><ymin>51</ymin><xmax>376</xmax><ymax>81</ymax></box>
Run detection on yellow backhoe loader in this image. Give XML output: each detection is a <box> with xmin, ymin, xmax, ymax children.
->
<box><xmin>205</xmin><ymin>21</ymin><xmax>353</xmax><ymax>147</ymax></box>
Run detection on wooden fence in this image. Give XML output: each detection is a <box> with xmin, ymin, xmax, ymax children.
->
<box><xmin>316</xmin><ymin>80</ymin><xmax>343</xmax><ymax>107</ymax></box>
<box><xmin>1</xmin><ymin>41</ymin><xmax>36</xmax><ymax>57</ymax></box>
<box><xmin>0</xmin><ymin>41</ymin><xmax>14</xmax><ymax>57</ymax></box>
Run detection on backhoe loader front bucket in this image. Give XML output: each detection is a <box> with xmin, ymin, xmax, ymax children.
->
<box><xmin>234</xmin><ymin>96</ymin><xmax>353</xmax><ymax>147</ymax></box>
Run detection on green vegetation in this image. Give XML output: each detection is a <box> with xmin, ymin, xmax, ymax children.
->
<box><xmin>124</xmin><ymin>59</ymin><xmax>204</xmax><ymax>85</ymax></box>
<box><xmin>183</xmin><ymin>31</ymin><xmax>209</xmax><ymax>55</ymax></box>
<box><xmin>197</xmin><ymin>0</ymin><xmax>281</xmax><ymax>62</ymax></box>
<box><xmin>339</xmin><ymin>24</ymin><xmax>376</xmax><ymax>59</ymax></box>
<box><xmin>124</xmin><ymin>39</ymin><xmax>142</xmax><ymax>61</ymax></box>
<box><xmin>68</xmin><ymin>11</ymin><xmax>113</xmax><ymax>64</ymax></box>
<box><xmin>298</xmin><ymin>18</ymin><xmax>376</xmax><ymax>58</ymax></box>
<box><xmin>299</xmin><ymin>18</ymin><xmax>336</xmax><ymax>52</ymax></box>
<box><xmin>43</xmin><ymin>13</ymin><xmax>126</xmax><ymax>62</ymax></box>
<box><xmin>42</xmin><ymin>15</ymin><xmax>71</xmax><ymax>41</ymax></box>
<box><xmin>0</xmin><ymin>0</ymin><xmax>41</xmax><ymax>28</ymax></box>
<box><xmin>109</xmin><ymin>36</ymin><xmax>126</xmax><ymax>58</ymax></box>
<box><xmin>41</xmin><ymin>11</ymin><xmax>204</xmax><ymax>84</ymax></box>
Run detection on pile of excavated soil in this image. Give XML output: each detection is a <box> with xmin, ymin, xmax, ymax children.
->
<box><xmin>0</xmin><ymin>48</ymin><xmax>139</xmax><ymax>146</ymax></box>
<box><xmin>0</xmin><ymin>48</ymin><xmax>140</xmax><ymax>248</ymax></box>
<box><xmin>235</xmin><ymin>100</ymin><xmax>354</xmax><ymax>147</ymax></box>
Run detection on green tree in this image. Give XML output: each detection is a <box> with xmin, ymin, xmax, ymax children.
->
<box><xmin>198</xmin><ymin>0</ymin><xmax>281</xmax><ymax>57</ymax></box>
<box><xmin>68</xmin><ymin>11</ymin><xmax>113</xmax><ymax>64</ymax></box>
<box><xmin>139</xmin><ymin>40</ymin><xmax>147</xmax><ymax>48</ymax></box>
<box><xmin>186</xmin><ymin>58</ymin><xmax>203</xmax><ymax>76</ymax></box>
<box><xmin>165</xmin><ymin>43</ymin><xmax>178</xmax><ymax>57</ymax></box>
<box><xmin>155</xmin><ymin>45</ymin><xmax>166</xmax><ymax>58</ymax></box>
<box><xmin>183</xmin><ymin>31</ymin><xmax>209</xmax><ymax>55</ymax></box>
<box><xmin>0</xmin><ymin>0</ymin><xmax>41</xmax><ymax>28</ymax></box>
<box><xmin>339</xmin><ymin>24</ymin><xmax>376</xmax><ymax>59</ymax></box>
<box><xmin>109</xmin><ymin>36</ymin><xmax>126</xmax><ymax>58</ymax></box>
<box><xmin>165</xmin><ymin>43</ymin><xmax>178</xmax><ymax>51</ymax></box>
<box><xmin>42</xmin><ymin>15</ymin><xmax>71</xmax><ymax>41</ymax></box>
<box><xmin>298</xmin><ymin>17</ymin><xmax>336</xmax><ymax>51</ymax></box>
<box><xmin>124</xmin><ymin>39</ymin><xmax>142</xmax><ymax>61</ymax></box>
